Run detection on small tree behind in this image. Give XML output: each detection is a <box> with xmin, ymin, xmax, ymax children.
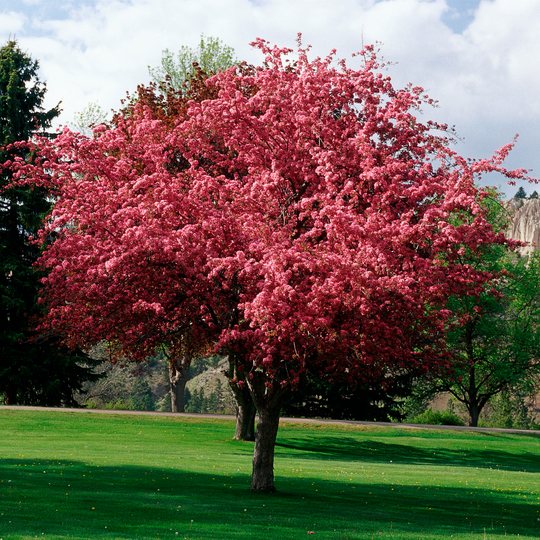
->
<box><xmin>428</xmin><ymin>192</ymin><xmax>540</xmax><ymax>426</ymax></box>
<box><xmin>148</xmin><ymin>34</ymin><xmax>237</xmax><ymax>93</ymax></box>
<box><xmin>140</xmin><ymin>37</ymin><xmax>247</xmax><ymax>420</ymax></box>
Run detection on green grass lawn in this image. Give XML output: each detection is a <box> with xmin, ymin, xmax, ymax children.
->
<box><xmin>1</xmin><ymin>409</ymin><xmax>540</xmax><ymax>539</ymax></box>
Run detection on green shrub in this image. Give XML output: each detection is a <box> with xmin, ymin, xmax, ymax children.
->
<box><xmin>103</xmin><ymin>399</ymin><xmax>129</xmax><ymax>410</ymax></box>
<box><xmin>84</xmin><ymin>400</ymin><xmax>100</xmax><ymax>409</ymax></box>
<box><xmin>410</xmin><ymin>408</ymin><xmax>465</xmax><ymax>426</ymax></box>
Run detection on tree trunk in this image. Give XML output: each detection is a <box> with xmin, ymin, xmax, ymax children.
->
<box><xmin>3</xmin><ymin>384</ymin><xmax>17</xmax><ymax>405</ymax></box>
<box><xmin>467</xmin><ymin>365</ymin><xmax>480</xmax><ymax>427</ymax></box>
<box><xmin>226</xmin><ymin>353</ymin><xmax>256</xmax><ymax>440</ymax></box>
<box><xmin>169</xmin><ymin>357</ymin><xmax>190</xmax><ymax>413</ymax></box>
<box><xmin>251</xmin><ymin>403</ymin><xmax>281</xmax><ymax>492</ymax></box>
<box><xmin>247</xmin><ymin>374</ymin><xmax>288</xmax><ymax>493</ymax></box>
<box><xmin>230</xmin><ymin>381</ymin><xmax>256</xmax><ymax>441</ymax></box>
<box><xmin>468</xmin><ymin>403</ymin><xmax>480</xmax><ymax>427</ymax></box>
<box><xmin>235</xmin><ymin>394</ymin><xmax>257</xmax><ymax>441</ymax></box>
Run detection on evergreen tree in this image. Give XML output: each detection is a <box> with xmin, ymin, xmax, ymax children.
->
<box><xmin>129</xmin><ymin>378</ymin><xmax>154</xmax><ymax>411</ymax></box>
<box><xmin>185</xmin><ymin>388</ymin><xmax>204</xmax><ymax>413</ymax></box>
<box><xmin>281</xmin><ymin>369</ymin><xmax>417</xmax><ymax>421</ymax></box>
<box><xmin>514</xmin><ymin>186</ymin><xmax>527</xmax><ymax>198</ymax></box>
<box><xmin>0</xmin><ymin>40</ymin><xmax>100</xmax><ymax>406</ymax></box>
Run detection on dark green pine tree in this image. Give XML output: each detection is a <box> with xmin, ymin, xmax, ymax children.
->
<box><xmin>0</xmin><ymin>40</ymin><xmax>101</xmax><ymax>406</ymax></box>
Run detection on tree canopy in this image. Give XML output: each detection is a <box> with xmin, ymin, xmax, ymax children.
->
<box><xmin>8</xmin><ymin>37</ymin><xmax>533</xmax><ymax>490</ymax></box>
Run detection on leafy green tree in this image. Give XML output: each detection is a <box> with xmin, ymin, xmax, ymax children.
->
<box><xmin>428</xmin><ymin>193</ymin><xmax>540</xmax><ymax>426</ymax></box>
<box><xmin>0</xmin><ymin>40</ymin><xmax>100</xmax><ymax>405</ymax></box>
<box><xmin>148</xmin><ymin>34</ymin><xmax>237</xmax><ymax>93</ymax></box>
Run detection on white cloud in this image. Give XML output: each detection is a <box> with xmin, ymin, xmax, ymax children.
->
<box><xmin>466</xmin><ymin>0</ymin><xmax>540</xmax><ymax>112</ymax></box>
<box><xmin>0</xmin><ymin>11</ymin><xmax>26</xmax><ymax>36</ymax></box>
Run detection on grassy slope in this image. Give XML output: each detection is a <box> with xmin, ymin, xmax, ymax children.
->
<box><xmin>1</xmin><ymin>409</ymin><xmax>539</xmax><ymax>539</ymax></box>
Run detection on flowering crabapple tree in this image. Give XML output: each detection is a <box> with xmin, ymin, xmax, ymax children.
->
<box><xmin>9</xmin><ymin>37</ymin><xmax>532</xmax><ymax>492</ymax></box>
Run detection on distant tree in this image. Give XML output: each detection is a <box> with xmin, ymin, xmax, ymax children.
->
<box><xmin>79</xmin><ymin>349</ymin><xmax>170</xmax><ymax>410</ymax></box>
<box><xmin>129</xmin><ymin>378</ymin><xmax>154</xmax><ymax>411</ymax></box>
<box><xmin>148</xmin><ymin>34</ymin><xmax>237</xmax><ymax>93</ymax></box>
<box><xmin>427</xmin><ymin>193</ymin><xmax>540</xmax><ymax>426</ymax></box>
<box><xmin>0</xmin><ymin>40</ymin><xmax>100</xmax><ymax>406</ymax></box>
<box><xmin>70</xmin><ymin>101</ymin><xmax>108</xmax><ymax>137</ymax></box>
<box><xmin>515</xmin><ymin>186</ymin><xmax>527</xmax><ymax>198</ymax></box>
<box><xmin>481</xmin><ymin>387</ymin><xmax>535</xmax><ymax>429</ymax></box>
<box><xmin>530</xmin><ymin>191</ymin><xmax>539</xmax><ymax>200</ymax></box>
<box><xmin>185</xmin><ymin>388</ymin><xmax>204</xmax><ymax>413</ymax></box>
<box><xmin>182</xmin><ymin>387</ymin><xmax>190</xmax><ymax>410</ymax></box>
<box><xmin>206</xmin><ymin>387</ymin><xmax>219</xmax><ymax>413</ymax></box>
<box><xmin>213</xmin><ymin>380</ymin><xmax>226</xmax><ymax>413</ymax></box>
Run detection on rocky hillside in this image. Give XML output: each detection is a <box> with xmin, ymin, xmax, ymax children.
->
<box><xmin>186</xmin><ymin>357</ymin><xmax>230</xmax><ymax>394</ymax></box>
<box><xmin>185</xmin><ymin>357</ymin><xmax>236</xmax><ymax>414</ymax></box>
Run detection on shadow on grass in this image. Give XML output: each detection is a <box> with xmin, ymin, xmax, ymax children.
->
<box><xmin>1</xmin><ymin>455</ymin><xmax>539</xmax><ymax>539</ymax></box>
<box><xmin>275</xmin><ymin>435</ymin><xmax>540</xmax><ymax>473</ymax></box>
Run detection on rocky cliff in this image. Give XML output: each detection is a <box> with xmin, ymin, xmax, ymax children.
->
<box><xmin>507</xmin><ymin>198</ymin><xmax>540</xmax><ymax>254</ymax></box>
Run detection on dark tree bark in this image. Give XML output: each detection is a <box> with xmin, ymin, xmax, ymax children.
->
<box><xmin>168</xmin><ymin>356</ymin><xmax>191</xmax><ymax>413</ymax></box>
<box><xmin>250</xmin><ymin>403</ymin><xmax>281</xmax><ymax>492</ymax></box>
<box><xmin>233</xmin><ymin>386</ymin><xmax>257</xmax><ymax>441</ymax></box>
<box><xmin>247</xmin><ymin>372</ymin><xmax>288</xmax><ymax>492</ymax></box>
<box><xmin>466</xmin><ymin>365</ymin><xmax>479</xmax><ymax>427</ymax></box>
<box><xmin>468</xmin><ymin>402</ymin><xmax>480</xmax><ymax>427</ymax></box>
<box><xmin>459</xmin><ymin>364</ymin><xmax>493</xmax><ymax>427</ymax></box>
<box><xmin>227</xmin><ymin>353</ymin><xmax>256</xmax><ymax>440</ymax></box>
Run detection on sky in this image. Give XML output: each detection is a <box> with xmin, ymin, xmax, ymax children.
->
<box><xmin>1</xmin><ymin>0</ymin><xmax>539</xmax><ymax>198</ymax></box>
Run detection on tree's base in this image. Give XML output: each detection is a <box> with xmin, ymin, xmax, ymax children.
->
<box><xmin>235</xmin><ymin>434</ymin><xmax>255</xmax><ymax>442</ymax></box>
<box><xmin>250</xmin><ymin>485</ymin><xmax>277</xmax><ymax>493</ymax></box>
